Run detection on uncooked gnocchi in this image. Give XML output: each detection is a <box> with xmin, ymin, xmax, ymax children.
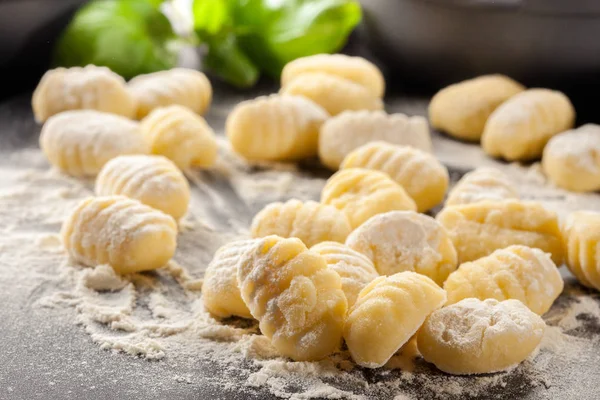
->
<box><xmin>40</xmin><ymin>110</ymin><xmax>148</xmax><ymax>177</ymax></box>
<box><xmin>226</xmin><ymin>94</ymin><xmax>329</xmax><ymax>162</ymax></box>
<box><xmin>237</xmin><ymin>236</ymin><xmax>347</xmax><ymax>361</ymax></box>
<box><xmin>429</xmin><ymin>74</ymin><xmax>525</xmax><ymax>141</ymax></box>
<box><xmin>444</xmin><ymin>245</ymin><xmax>563</xmax><ymax>315</ymax></box>
<box><xmin>417</xmin><ymin>298</ymin><xmax>545</xmax><ymax>375</ymax></box>
<box><xmin>482</xmin><ymin>88</ymin><xmax>575</xmax><ymax>161</ymax></box>
<box><xmin>446</xmin><ymin>167</ymin><xmax>519</xmax><ymax>206</ymax></box>
<box><xmin>95</xmin><ymin>155</ymin><xmax>190</xmax><ymax>220</ymax></box>
<box><xmin>341</xmin><ymin>142</ymin><xmax>448</xmax><ymax>212</ymax></box>
<box><xmin>319</xmin><ymin>110</ymin><xmax>432</xmax><ymax>170</ymax></box>
<box><xmin>32</xmin><ymin>65</ymin><xmax>136</xmax><ymax>122</ymax></box>
<box><xmin>251</xmin><ymin>199</ymin><xmax>352</xmax><ymax>248</ymax></box>
<box><xmin>321</xmin><ymin>168</ymin><xmax>417</xmax><ymax>229</ymax></box>
<box><xmin>562</xmin><ymin>211</ymin><xmax>600</xmax><ymax>291</ymax></box>
<box><xmin>140</xmin><ymin>105</ymin><xmax>218</xmax><ymax>170</ymax></box>
<box><xmin>344</xmin><ymin>271</ymin><xmax>446</xmax><ymax>368</ymax></box>
<box><xmin>346</xmin><ymin>211</ymin><xmax>457</xmax><ymax>285</ymax></box>
<box><xmin>61</xmin><ymin>196</ymin><xmax>177</xmax><ymax>274</ymax></box>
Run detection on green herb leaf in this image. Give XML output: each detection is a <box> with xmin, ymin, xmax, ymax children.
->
<box><xmin>204</xmin><ymin>33</ymin><xmax>259</xmax><ymax>88</ymax></box>
<box><xmin>193</xmin><ymin>0</ymin><xmax>231</xmax><ymax>35</ymax></box>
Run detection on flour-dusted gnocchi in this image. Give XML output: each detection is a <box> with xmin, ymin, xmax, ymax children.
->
<box><xmin>437</xmin><ymin>200</ymin><xmax>563</xmax><ymax>264</ymax></box>
<box><xmin>417</xmin><ymin>298</ymin><xmax>545</xmax><ymax>375</ymax></box>
<box><xmin>281</xmin><ymin>54</ymin><xmax>385</xmax><ymax>98</ymax></box>
<box><xmin>128</xmin><ymin>68</ymin><xmax>212</xmax><ymax>119</ymax></box>
<box><xmin>251</xmin><ymin>199</ymin><xmax>352</xmax><ymax>248</ymax></box>
<box><xmin>319</xmin><ymin>110</ymin><xmax>432</xmax><ymax>170</ymax></box>
<box><xmin>444</xmin><ymin>245</ymin><xmax>563</xmax><ymax>315</ymax></box>
<box><xmin>61</xmin><ymin>196</ymin><xmax>177</xmax><ymax>274</ymax></box>
<box><xmin>341</xmin><ymin>142</ymin><xmax>448</xmax><ymax>212</ymax></box>
<box><xmin>562</xmin><ymin>211</ymin><xmax>600</xmax><ymax>290</ymax></box>
<box><xmin>226</xmin><ymin>94</ymin><xmax>329</xmax><ymax>162</ymax></box>
<box><xmin>344</xmin><ymin>271</ymin><xmax>446</xmax><ymax>368</ymax></box>
<box><xmin>237</xmin><ymin>236</ymin><xmax>347</xmax><ymax>361</ymax></box>
<box><xmin>310</xmin><ymin>242</ymin><xmax>378</xmax><ymax>308</ymax></box>
<box><xmin>40</xmin><ymin>110</ymin><xmax>148</xmax><ymax>177</ymax></box>
<box><xmin>346</xmin><ymin>211</ymin><xmax>457</xmax><ymax>285</ymax></box>
<box><xmin>446</xmin><ymin>167</ymin><xmax>519</xmax><ymax>206</ymax></box>
<box><xmin>429</xmin><ymin>75</ymin><xmax>525</xmax><ymax>141</ymax></box>
<box><xmin>542</xmin><ymin>124</ymin><xmax>600</xmax><ymax>192</ymax></box>
<box><xmin>32</xmin><ymin>65</ymin><xmax>136</xmax><ymax>123</ymax></box>
<box><xmin>482</xmin><ymin>89</ymin><xmax>575</xmax><ymax>161</ymax></box>
<box><xmin>321</xmin><ymin>168</ymin><xmax>417</xmax><ymax>229</ymax></box>
<box><xmin>95</xmin><ymin>155</ymin><xmax>190</xmax><ymax>220</ymax></box>
<box><xmin>140</xmin><ymin>105</ymin><xmax>217</xmax><ymax>170</ymax></box>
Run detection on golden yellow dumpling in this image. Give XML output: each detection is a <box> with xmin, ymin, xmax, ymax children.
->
<box><xmin>446</xmin><ymin>167</ymin><xmax>518</xmax><ymax>206</ymax></box>
<box><xmin>562</xmin><ymin>211</ymin><xmax>600</xmax><ymax>290</ymax></box>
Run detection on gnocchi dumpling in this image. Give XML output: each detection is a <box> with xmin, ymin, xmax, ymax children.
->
<box><xmin>226</xmin><ymin>94</ymin><xmax>329</xmax><ymax>162</ymax></box>
<box><xmin>321</xmin><ymin>168</ymin><xmax>417</xmax><ymax>229</ymax></box>
<box><xmin>95</xmin><ymin>155</ymin><xmax>190</xmax><ymax>220</ymax></box>
<box><xmin>482</xmin><ymin>89</ymin><xmax>575</xmax><ymax>161</ymax></box>
<box><xmin>32</xmin><ymin>65</ymin><xmax>136</xmax><ymax>122</ymax></box>
<box><xmin>444</xmin><ymin>245</ymin><xmax>563</xmax><ymax>315</ymax></box>
<box><xmin>251</xmin><ymin>199</ymin><xmax>352</xmax><ymax>248</ymax></box>
<box><xmin>562</xmin><ymin>211</ymin><xmax>600</xmax><ymax>290</ymax></box>
<box><xmin>346</xmin><ymin>211</ymin><xmax>457</xmax><ymax>285</ymax></box>
<box><xmin>40</xmin><ymin>110</ymin><xmax>148</xmax><ymax>177</ymax></box>
<box><xmin>319</xmin><ymin>110</ymin><xmax>432</xmax><ymax>170</ymax></box>
<box><xmin>237</xmin><ymin>236</ymin><xmax>347</xmax><ymax>361</ymax></box>
<box><xmin>417</xmin><ymin>298</ymin><xmax>545</xmax><ymax>375</ymax></box>
<box><xmin>61</xmin><ymin>196</ymin><xmax>177</xmax><ymax>274</ymax></box>
<box><xmin>344</xmin><ymin>271</ymin><xmax>446</xmax><ymax>368</ymax></box>
<box><xmin>446</xmin><ymin>167</ymin><xmax>519</xmax><ymax>206</ymax></box>
<box><xmin>341</xmin><ymin>142</ymin><xmax>448</xmax><ymax>212</ymax></box>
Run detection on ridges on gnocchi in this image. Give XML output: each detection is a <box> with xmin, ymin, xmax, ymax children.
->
<box><xmin>446</xmin><ymin>167</ymin><xmax>519</xmax><ymax>206</ymax></box>
<box><xmin>562</xmin><ymin>211</ymin><xmax>600</xmax><ymax>291</ymax></box>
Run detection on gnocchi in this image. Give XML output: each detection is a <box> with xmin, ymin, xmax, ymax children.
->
<box><xmin>562</xmin><ymin>211</ymin><xmax>600</xmax><ymax>290</ymax></box>
<box><xmin>446</xmin><ymin>167</ymin><xmax>519</xmax><ymax>206</ymax></box>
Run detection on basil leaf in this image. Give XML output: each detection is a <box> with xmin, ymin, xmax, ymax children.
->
<box><xmin>204</xmin><ymin>33</ymin><xmax>259</xmax><ymax>88</ymax></box>
<box><xmin>193</xmin><ymin>0</ymin><xmax>231</xmax><ymax>35</ymax></box>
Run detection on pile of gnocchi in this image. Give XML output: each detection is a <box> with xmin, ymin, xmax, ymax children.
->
<box><xmin>32</xmin><ymin>54</ymin><xmax>600</xmax><ymax>377</ymax></box>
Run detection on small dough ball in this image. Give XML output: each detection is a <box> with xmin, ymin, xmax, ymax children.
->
<box><xmin>226</xmin><ymin>94</ymin><xmax>329</xmax><ymax>162</ymax></box>
<box><xmin>346</xmin><ymin>211</ymin><xmax>457</xmax><ymax>285</ymax></box>
<box><xmin>562</xmin><ymin>211</ymin><xmax>600</xmax><ymax>290</ymax></box>
<box><xmin>251</xmin><ymin>199</ymin><xmax>352</xmax><ymax>248</ymax></box>
<box><xmin>344</xmin><ymin>271</ymin><xmax>446</xmax><ymax>368</ymax></box>
<box><xmin>280</xmin><ymin>72</ymin><xmax>383</xmax><ymax>116</ymax></box>
<box><xmin>281</xmin><ymin>54</ymin><xmax>385</xmax><ymax>98</ymax></box>
<box><xmin>140</xmin><ymin>105</ymin><xmax>217</xmax><ymax>170</ymax></box>
<box><xmin>32</xmin><ymin>65</ymin><xmax>136</xmax><ymax>123</ymax></box>
<box><xmin>321</xmin><ymin>168</ymin><xmax>417</xmax><ymax>229</ymax></box>
<box><xmin>444</xmin><ymin>245</ymin><xmax>563</xmax><ymax>315</ymax></box>
<box><xmin>40</xmin><ymin>110</ymin><xmax>148</xmax><ymax>177</ymax></box>
<box><xmin>95</xmin><ymin>155</ymin><xmax>190</xmax><ymax>220</ymax></box>
<box><xmin>429</xmin><ymin>74</ymin><xmax>525</xmax><ymax>141</ymax></box>
<box><xmin>319</xmin><ymin>110</ymin><xmax>432</xmax><ymax>170</ymax></box>
<box><xmin>341</xmin><ymin>141</ymin><xmax>448</xmax><ymax>212</ymax></box>
<box><xmin>310</xmin><ymin>241</ymin><xmax>379</xmax><ymax>308</ymax></box>
<box><xmin>417</xmin><ymin>298</ymin><xmax>545</xmax><ymax>375</ymax></box>
<box><xmin>238</xmin><ymin>236</ymin><xmax>347</xmax><ymax>361</ymax></box>
<box><xmin>128</xmin><ymin>68</ymin><xmax>212</xmax><ymax>119</ymax></box>
<box><xmin>542</xmin><ymin>124</ymin><xmax>600</xmax><ymax>192</ymax></box>
<box><xmin>482</xmin><ymin>88</ymin><xmax>575</xmax><ymax>161</ymax></box>
<box><xmin>446</xmin><ymin>167</ymin><xmax>519</xmax><ymax>206</ymax></box>
<box><xmin>61</xmin><ymin>196</ymin><xmax>177</xmax><ymax>274</ymax></box>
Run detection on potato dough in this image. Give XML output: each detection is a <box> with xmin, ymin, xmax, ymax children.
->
<box><xmin>446</xmin><ymin>167</ymin><xmax>518</xmax><ymax>206</ymax></box>
<box><xmin>562</xmin><ymin>211</ymin><xmax>600</xmax><ymax>290</ymax></box>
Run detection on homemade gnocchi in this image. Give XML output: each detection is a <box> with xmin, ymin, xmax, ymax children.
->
<box><xmin>562</xmin><ymin>211</ymin><xmax>600</xmax><ymax>290</ymax></box>
<box><xmin>446</xmin><ymin>167</ymin><xmax>519</xmax><ymax>206</ymax></box>
<box><xmin>237</xmin><ymin>236</ymin><xmax>347</xmax><ymax>361</ymax></box>
<box><xmin>344</xmin><ymin>271</ymin><xmax>446</xmax><ymax>368</ymax></box>
<box><xmin>61</xmin><ymin>196</ymin><xmax>177</xmax><ymax>274</ymax></box>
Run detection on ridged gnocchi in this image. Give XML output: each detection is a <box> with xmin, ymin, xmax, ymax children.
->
<box><xmin>32</xmin><ymin>65</ymin><xmax>136</xmax><ymax>122</ymax></box>
<box><xmin>444</xmin><ymin>245</ymin><xmax>563</xmax><ymax>315</ymax></box>
<box><xmin>319</xmin><ymin>110</ymin><xmax>432</xmax><ymax>170</ymax></box>
<box><xmin>237</xmin><ymin>236</ymin><xmax>347</xmax><ymax>361</ymax></box>
<box><xmin>344</xmin><ymin>271</ymin><xmax>446</xmax><ymax>368</ymax></box>
<box><xmin>251</xmin><ymin>199</ymin><xmax>352</xmax><ymax>248</ymax></box>
<box><xmin>562</xmin><ymin>211</ymin><xmax>600</xmax><ymax>290</ymax></box>
<box><xmin>226</xmin><ymin>94</ymin><xmax>329</xmax><ymax>162</ymax></box>
<box><xmin>341</xmin><ymin>142</ymin><xmax>448</xmax><ymax>212</ymax></box>
<box><xmin>417</xmin><ymin>298</ymin><xmax>545</xmax><ymax>375</ymax></box>
<box><xmin>346</xmin><ymin>211</ymin><xmax>457</xmax><ymax>285</ymax></box>
<box><xmin>321</xmin><ymin>168</ymin><xmax>417</xmax><ymax>229</ymax></box>
<box><xmin>61</xmin><ymin>196</ymin><xmax>177</xmax><ymax>274</ymax></box>
<box><xmin>95</xmin><ymin>155</ymin><xmax>190</xmax><ymax>220</ymax></box>
<box><xmin>429</xmin><ymin>75</ymin><xmax>525</xmax><ymax>141</ymax></box>
<box><xmin>446</xmin><ymin>167</ymin><xmax>519</xmax><ymax>206</ymax></box>
<box><xmin>482</xmin><ymin>89</ymin><xmax>575</xmax><ymax>161</ymax></box>
<box><xmin>128</xmin><ymin>68</ymin><xmax>212</xmax><ymax>119</ymax></box>
<box><xmin>140</xmin><ymin>105</ymin><xmax>218</xmax><ymax>170</ymax></box>
<box><xmin>40</xmin><ymin>110</ymin><xmax>148</xmax><ymax>177</ymax></box>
